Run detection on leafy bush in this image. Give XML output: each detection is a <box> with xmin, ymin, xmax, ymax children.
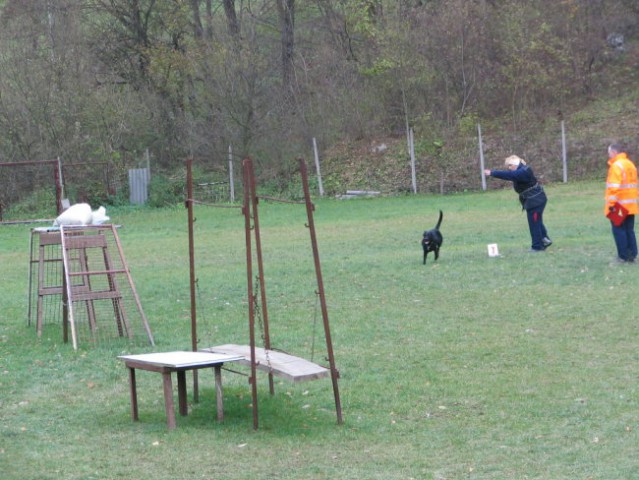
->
<box><xmin>3</xmin><ymin>188</ymin><xmax>57</xmax><ymax>219</ymax></box>
<box><xmin>147</xmin><ymin>174</ymin><xmax>186</xmax><ymax>207</ymax></box>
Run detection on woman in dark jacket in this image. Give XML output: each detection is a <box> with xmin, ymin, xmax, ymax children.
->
<box><xmin>484</xmin><ymin>155</ymin><xmax>552</xmax><ymax>252</ymax></box>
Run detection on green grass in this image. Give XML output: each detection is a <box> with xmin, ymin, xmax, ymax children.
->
<box><xmin>2</xmin><ymin>181</ymin><xmax>639</xmax><ymax>479</ymax></box>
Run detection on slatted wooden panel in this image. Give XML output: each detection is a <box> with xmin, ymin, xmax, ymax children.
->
<box><xmin>201</xmin><ymin>344</ymin><xmax>329</xmax><ymax>383</ymax></box>
<box><xmin>60</xmin><ymin>224</ymin><xmax>154</xmax><ymax>349</ymax></box>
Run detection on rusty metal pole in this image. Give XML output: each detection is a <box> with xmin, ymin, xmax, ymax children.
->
<box><xmin>185</xmin><ymin>158</ymin><xmax>199</xmax><ymax>402</ymax></box>
<box><xmin>298</xmin><ymin>158</ymin><xmax>343</xmax><ymax>425</ymax></box>
<box><xmin>246</xmin><ymin>158</ymin><xmax>275</xmax><ymax>395</ymax></box>
<box><xmin>243</xmin><ymin>158</ymin><xmax>260</xmax><ymax>430</ymax></box>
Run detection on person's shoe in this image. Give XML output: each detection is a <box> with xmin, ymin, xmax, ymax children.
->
<box><xmin>542</xmin><ymin>237</ymin><xmax>552</xmax><ymax>248</ymax></box>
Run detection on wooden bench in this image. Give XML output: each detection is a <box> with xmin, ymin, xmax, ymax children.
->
<box><xmin>200</xmin><ymin>344</ymin><xmax>329</xmax><ymax>383</ymax></box>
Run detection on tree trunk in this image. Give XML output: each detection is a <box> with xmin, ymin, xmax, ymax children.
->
<box><xmin>223</xmin><ymin>0</ymin><xmax>240</xmax><ymax>38</ymax></box>
<box><xmin>277</xmin><ymin>0</ymin><xmax>295</xmax><ymax>92</ymax></box>
<box><xmin>190</xmin><ymin>0</ymin><xmax>204</xmax><ymax>38</ymax></box>
<box><xmin>205</xmin><ymin>0</ymin><xmax>213</xmax><ymax>39</ymax></box>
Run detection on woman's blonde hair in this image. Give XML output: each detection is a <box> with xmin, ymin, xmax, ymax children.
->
<box><xmin>504</xmin><ymin>155</ymin><xmax>526</xmax><ymax>167</ymax></box>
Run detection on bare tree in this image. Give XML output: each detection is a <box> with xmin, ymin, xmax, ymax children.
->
<box><xmin>223</xmin><ymin>0</ymin><xmax>240</xmax><ymax>38</ymax></box>
<box><xmin>90</xmin><ymin>0</ymin><xmax>157</xmax><ymax>81</ymax></box>
<box><xmin>277</xmin><ymin>0</ymin><xmax>295</xmax><ymax>92</ymax></box>
<box><xmin>190</xmin><ymin>0</ymin><xmax>204</xmax><ymax>38</ymax></box>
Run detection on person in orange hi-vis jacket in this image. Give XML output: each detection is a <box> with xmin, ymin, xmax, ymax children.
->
<box><xmin>605</xmin><ymin>143</ymin><xmax>639</xmax><ymax>263</ymax></box>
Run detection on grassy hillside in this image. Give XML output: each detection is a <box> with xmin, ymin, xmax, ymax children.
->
<box><xmin>319</xmin><ymin>86</ymin><xmax>639</xmax><ymax>197</ymax></box>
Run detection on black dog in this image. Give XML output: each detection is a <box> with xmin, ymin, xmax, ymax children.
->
<box><xmin>422</xmin><ymin>210</ymin><xmax>443</xmax><ymax>264</ymax></box>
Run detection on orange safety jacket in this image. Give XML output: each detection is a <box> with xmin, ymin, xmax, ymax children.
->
<box><xmin>605</xmin><ymin>152</ymin><xmax>639</xmax><ymax>215</ymax></box>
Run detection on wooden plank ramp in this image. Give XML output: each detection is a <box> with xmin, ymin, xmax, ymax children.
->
<box><xmin>200</xmin><ymin>344</ymin><xmax>329</xmax><ymax>383</ymax></box>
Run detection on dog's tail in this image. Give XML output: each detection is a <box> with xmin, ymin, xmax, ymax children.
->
<box><xmin>435</xmin><ymin>210</ymin><xmax>443</xmax><ymax>230</ymax></box>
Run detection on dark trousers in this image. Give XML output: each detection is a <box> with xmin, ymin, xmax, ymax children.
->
<box><xmin>611</xmin><ymin>214</ymin><xmax>638</xmax><ymax>261</ymax></box>
<box><xmin>526</xmin><ymin>204</ymin><xmax>548</xmax><ymax>250</ymax></box>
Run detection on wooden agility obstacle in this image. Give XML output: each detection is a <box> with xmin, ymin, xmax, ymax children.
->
<box><xmin>28</xmin><ymin>224</ymin><xmax>154</xmax><ymax>349</ymax></box>
<box><xmin>185</xmin><ymin>157</ymin><xmax>342</xmax><ymax>429</ymax></box>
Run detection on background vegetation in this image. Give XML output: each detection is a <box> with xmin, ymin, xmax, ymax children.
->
<box><xmin>2</xmin><ymin>182</ymin><xmax>639</xmax><ymax>479</ymax></box>
<box><xmin>2</xmin><ymin>0</ymin><xmax>639</xmax><ymax>205</ymax></box>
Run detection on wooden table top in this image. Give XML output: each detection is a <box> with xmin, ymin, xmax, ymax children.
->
<box><xmin>118</xmin><ymin>351</ymin><xmax>243</xmax><ymax>369</ymax></box>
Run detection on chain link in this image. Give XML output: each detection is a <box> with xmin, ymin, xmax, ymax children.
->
<box><xmin>253</xmin><ymin>275</ymin><xmax>272</xmax><ymax>372</ymax></box>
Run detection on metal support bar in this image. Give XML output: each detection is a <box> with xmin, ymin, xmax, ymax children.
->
<box><xmin>246</xmin><ymin>158</ymin><xmax>275</xmax><ymax>396</ymax></box>
<box><xmin>243</xmin><ymin>158</ymin><xmax>260</xmax><ymax>430</ymax></box>
<box><xmin>299</xmin><ymin>158</ymin><xmax>343</xmax><ymax>425</ymax></box>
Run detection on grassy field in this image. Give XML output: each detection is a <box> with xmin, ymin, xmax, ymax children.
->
<box><xmin>2</xmin><ymin>180</ymin><xmax>639</xmax><ymax>480</ymax></box>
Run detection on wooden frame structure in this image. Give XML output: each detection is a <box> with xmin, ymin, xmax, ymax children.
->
<box><xmin>185</xmin><ymin>157</ymin><xmax>343</xmax><ymax>429</ymax></box>
<box><xmin>28</xmin><ymin>224</ymin><xmax>155</xmax><ymax>349</ymax></box>
<box><xmin>59</xmin><ymin>224</ymin><xmax>155</xmax><ymax>350</ymax></box>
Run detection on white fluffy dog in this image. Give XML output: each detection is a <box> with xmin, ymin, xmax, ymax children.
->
<box><xmin>53</xmin><ymin>203</ymin><xmax>110</xmax><ymax>226</ymax></box>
